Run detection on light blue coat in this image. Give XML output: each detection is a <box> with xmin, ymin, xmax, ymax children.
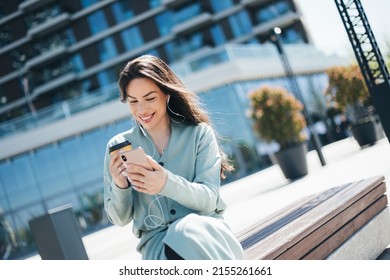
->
<box><xmin>103</xmin><ymin>122</ymin><xmax>244</xmax><ymax>260</ymax></box>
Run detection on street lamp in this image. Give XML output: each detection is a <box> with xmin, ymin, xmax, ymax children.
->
<box><xmin>269</xmin><ymin>27</ymin><xmax>326</xmax><ymax>166</ymax></box>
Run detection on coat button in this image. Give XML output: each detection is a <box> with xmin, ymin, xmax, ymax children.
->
<box><xmin>170</xmin><ymin>209</ymin><xmax>176</xmax><ymax>215</ymax></box>
<box><xmin>159</xmin><ymin>162</ymin><xmax>164</xmax><ymax>166</ymax></box>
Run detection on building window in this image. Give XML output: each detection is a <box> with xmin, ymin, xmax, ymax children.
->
<box><xmin>164</xmin><ymin>42</ymin><xmax>176</xmax><ymax>62</ymax></box>
<box><xmin>96</xmin><ymin>37</ymin><xmax>118</xmax><ymax>62</ymax></box>
<box><xmin>166</xmin><ymin>32</ymin><xmax>205</xmax><ymax>61</ymax></box>
<box><xmin>155</xmin><ymin>11</ymin><xmax>174</xmax><ymax>36</ymax></box>
<box><xmin>87</xmin><ymin>10</ymin><xmax>108</xmax><ymax>35</ymax></box>
<box><xmin>96</xmin><ymin>69</ymin><xmax>117</xmax><ymax>88</ymax></box>
<box><xmin>190</xmin><ymin>51</ymin><xmax>228</xmax><ymax>72</ymax></box>
<box><xmin>143</xmin><ymin>49</ymin><xmax>160</xmax><ymax>57</ymax></box>
<box><xmin>149</xmin><ymin>0</ymin><xmax>162</xmax><ymax>8</ymax></box>
<box><xmin>174</xmin><ymin>3</ymin><xmax>201</xmax><ymax>25</ymax></box>
<box><xmin>0</xmin><ymin>189</ymin><xmax>10</xmax><ymax>213</ymax></box>
<box><xmin>281</xmin><ymin>26</ymin><xmax>304</xmax><ymax>43</ymax></box>
<box><xmin>65</xmin><ymin>27</ymin><xmax>76</xmax><ymax>45</ymax></box>
<box><xmin>35</xmin><ymin>59</ymin><xmax>74</xmax><ymax>85</ymax></box>
<box><xmin>120</xmin><ymin>26</ymin><xmax>144</xmax><ymax>51</ymax></box>
<box><xmin>111</xmin><ymin>0</ymin><xmax>134</xmax><ymax>23</ymax></box>
<box><xmin>184</xmin><ymin>33</ymin><xmax>204</xmax><ymax>53</ymax></box>
<box><xmin>81</xmin><ymin>0</ymin><xmax>100</xmax><ymax>8</ymax></box>
<box><xmin>228</xmin><ymin>11</ymin><xmax>252</xmax><ymax>38</ymax></box>
<box><xmin>24</xmin><ymin>3</ymin><xmax>61</xmax><ymax>29</ymax></box>
<box><xmin>71</xmin><ymin>54</ymin><xmax>85</xmax><ymax>72</ymax></box>
<box><xmin>210</xmin><ymin>0</ymin><xmax>234</xmax><ymax>13</ymax></box>
<box><xmin>31</xmin><ymin>144</ymin><xmax>72</xmax><ymax>200</ymax></box>
<box><xmin>255</xmin><ymin>1</ymin><xmax>292</xmax><ymax>24</ymax></box>
<box><xmin>1</xmin><ymin>155</ymin><xmax>41</xmax><ymax>209</ymax></box>
<box><xmin>210</xmin><ymin>24</ymin><xmax>226</xmax><ymax>46</ymax></box>
<box><xmin>0</xmin><ymin>25</ymin><xmax>12</xmax><ymax>48</ymax></box>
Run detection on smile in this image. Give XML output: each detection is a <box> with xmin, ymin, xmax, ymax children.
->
<box><xmin>139</xmin><ymin>113</ymin><xmax>154</xmax><ymax>123</ymax></box>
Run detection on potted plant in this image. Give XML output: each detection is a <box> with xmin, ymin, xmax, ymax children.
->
<box><xmin>324</xmin><ymin>64</ymin><xmax>379</xmax><ymax>147</ymax></box>
<box><xmin>249</xmin><ymin>85</ymin><xmax>308</xmax><ymax>179</ymax></box>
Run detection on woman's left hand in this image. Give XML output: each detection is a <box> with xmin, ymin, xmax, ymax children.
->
<box><xmin>124</xmin><ymin>156</ymin><xmax>167</xmax><ymax>195</ymax></box>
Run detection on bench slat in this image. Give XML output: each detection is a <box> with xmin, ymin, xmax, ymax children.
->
<box><xmin>275</xmin><ymin>183</ymin><xmax>387</xmax><ymax>259</ymax></box>
<box><xmin>239</xmin><ymin>182</ymin><xmax>352</xmax><ymax>248</ymax></box>
<box><xmin>303</xmin><ymin>198</ymin><xmax>388</xmax><ymax>259</ymax></box>
<box><xmin>242</xmin><ymin>176</ymin><xmax>386</xmax><ymax>260</ymax></box>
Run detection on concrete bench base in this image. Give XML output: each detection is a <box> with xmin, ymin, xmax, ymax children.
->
<box><xmin>327</xmin><ymin>207</ymin><xmax>390</xmax><ymax>260</ymax></box>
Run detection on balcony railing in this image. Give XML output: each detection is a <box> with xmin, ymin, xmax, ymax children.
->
<box><xmin>163</xmin><ymin>0</ymin><xmax>192</xmax><ymax>8</ymax></box>
<box><xmin>32</xmin><ymin>72</ymin><xmax>77</xmax><ymax>97</ymax></box>
<box><xmin>251</xmin><ymin>11</ymin><xmax>300</xmax><ymax>37</ymax></box>
<box><xmin>27</xmin><ymin>12</ymin><xmax>71</xmax><ymax>38</ymax></box>
<box><xmin>172</xmin><ymin>12</ymin><xmax>213</xmax><ymax>35</ymax></box>
<box><xmin>19</xmin><ymin>0</ymin><xmax>55</xmax><ymax>11</ymax></box>
<box><xmin>25</xmin><ymin>45</ymin><xmax>68</xmax><ymax>69</ymax></box>
<box><xmin>0</xmin><ymin>83</ymin><xmax>119</xmax><ymax>139</ymax></box>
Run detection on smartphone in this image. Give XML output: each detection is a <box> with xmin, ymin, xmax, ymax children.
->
<box><xmin>119</xmin><ymin>147</ymin><xmax>153</xmax><ymax>170</ymax></box>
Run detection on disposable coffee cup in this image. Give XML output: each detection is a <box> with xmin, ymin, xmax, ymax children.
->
<box><xmin>109</xmin><ymin>140</ymin><xmax>132</xmax><ymax>156</ymax></box>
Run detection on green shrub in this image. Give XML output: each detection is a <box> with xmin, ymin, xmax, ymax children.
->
<box><xmin>325</xmin><ymin>64</ymin><xmax>370</xmax><ymax>123</ymax></box>
<box><xmin>249</xmin><ymin>85</ymin><xmax>307</xmax><ymax>149</ymax></box>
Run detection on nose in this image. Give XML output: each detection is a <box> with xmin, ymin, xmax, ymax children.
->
<box><xmin>136</xmin><ymin>101</ymin><xmax>146</xmax><ymax>112</ymax></box>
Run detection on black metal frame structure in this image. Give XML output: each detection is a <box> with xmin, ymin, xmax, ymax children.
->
<box><xmin>334</xmin><ymin>0</ymin><xmax>390</xmax><ymax>141</ymax></box>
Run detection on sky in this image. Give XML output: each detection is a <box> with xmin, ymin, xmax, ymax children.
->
<box><xmin>295</xmin><ymin>0</ymin><xmax>390</xmax><ymax>58</ymax></box>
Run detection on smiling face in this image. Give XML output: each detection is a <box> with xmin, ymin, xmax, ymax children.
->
<box><xmin>126</xmin><ymin>77</ymin><xmax>169</xmax><ymax>133</ymax></box>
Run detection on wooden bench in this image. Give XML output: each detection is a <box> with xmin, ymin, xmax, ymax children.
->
<box><xmin>237</xmin><ymin>175</ymin><xmax>390</xmax><ymax>260</ymax></box>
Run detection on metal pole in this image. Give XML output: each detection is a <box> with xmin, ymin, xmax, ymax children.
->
<box><xmin>270</xmin><ymin>27</ymin><xmax>326</xmax><ymax>166</ymax></box>
<box><xmin>14</xmin><ymin>54</ymin><xmax>36</xmax><ymax>116</ymax></box>
<box><xmin>21</xmin><ymin>75</ymin><xmax>36</xmax><ymax>116</ymax></box>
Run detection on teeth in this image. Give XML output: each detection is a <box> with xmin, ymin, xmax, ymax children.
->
<box><xmin>140</xmin><ymin>115</ymin><xmax>152</xmax><ymax>121</ymax></box>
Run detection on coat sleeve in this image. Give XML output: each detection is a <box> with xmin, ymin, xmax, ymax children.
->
<box><xmin>158</xmin><ymin>124</ymin><xmax>224</xmax><ymax>213</ymax></box>
<box><xmin>103</xmin><ymin>145</ymin><xmax>134</xmax><ymax>226</ymax></box>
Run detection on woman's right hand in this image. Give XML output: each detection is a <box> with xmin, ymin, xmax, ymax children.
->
<box><xmin>109</xmin><ymin>152</ymin><xmax>129</xmax><ymax>189</ymax></box>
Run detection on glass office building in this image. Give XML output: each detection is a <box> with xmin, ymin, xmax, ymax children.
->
<box><xmin>0</xmin><ymin>0</ymin><xmax>347</xmax><ymax>259</ymax></box>
<box><xmin>0</xmin><ymin>0</ymin><xmax>310</xmax><ymax>126</ymax></box>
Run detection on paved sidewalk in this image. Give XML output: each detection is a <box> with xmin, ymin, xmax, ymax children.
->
<box><xmin>27</xmin><ymin>136</ymin><xmax>390</xmax><ymax>260</ymax></box>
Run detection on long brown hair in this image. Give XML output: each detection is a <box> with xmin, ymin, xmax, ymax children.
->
<box><xmin>118</xmin><ymin>55</ymin><xmax>234</xmax><ymax>179</ymax></box>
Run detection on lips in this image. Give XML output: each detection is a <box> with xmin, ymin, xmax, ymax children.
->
<box><xmin>139</xmin><ymin>113</ymin><xmax>154</xmax><ymax>124</ymax></box>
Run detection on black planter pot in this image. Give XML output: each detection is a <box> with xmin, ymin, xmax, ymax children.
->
<box><xmin>350</xmin><ymin>119</ymin><xmax>378</xmax><ymax>147</ymax></box>
<box><xmin>274</xmin><ymin>142</ymin><xmax>308</xmax><ymax>180</ymax></box>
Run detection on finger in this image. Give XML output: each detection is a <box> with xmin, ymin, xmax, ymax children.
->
<box><xmin>127</xmin><ymin>176</ymin><xmax>143</xmax><ymax>186</ymax></box>
<box><xmin>110</xmin><ymin>155</ymin><xmax>124</xmax><ymax>173</ymax></box>
<box><xmin>132</xmin><ymin>185</ymin><xmax>148</xmax><ymax>193</ymax></box>
<box><xmin>109</xmin><ymin>151</ymin><xmax>121</xmax><ymax>165</ymax></box>
<box><xmin>115</xmin><ymin>160</ymin><xmax>122</xmax><ymax>169</ymax></box>
<box><xmin>146</xmin><ymin>155</ymin><xmax>161</xmax><ymax>171</ymax></box>
<box><xmin>126</xmin><ymin>163</ymin><xmax>148</xmax><ymax>175</ymax></box>
<box><xmin>118</xmin><ymin>166</ymin><xmax>128</xmax><ymax>176</ymax></box>
<box><xmin>114</xmin><ymin>163</ymin><xmax>130</xmax><ymax>181</ymax></box>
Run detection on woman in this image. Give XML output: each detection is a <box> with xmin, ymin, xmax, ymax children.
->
<box><xmin>103</xmin><ymin>55</ymin><xmax>244</xmax><ymax>260</ymax></box>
